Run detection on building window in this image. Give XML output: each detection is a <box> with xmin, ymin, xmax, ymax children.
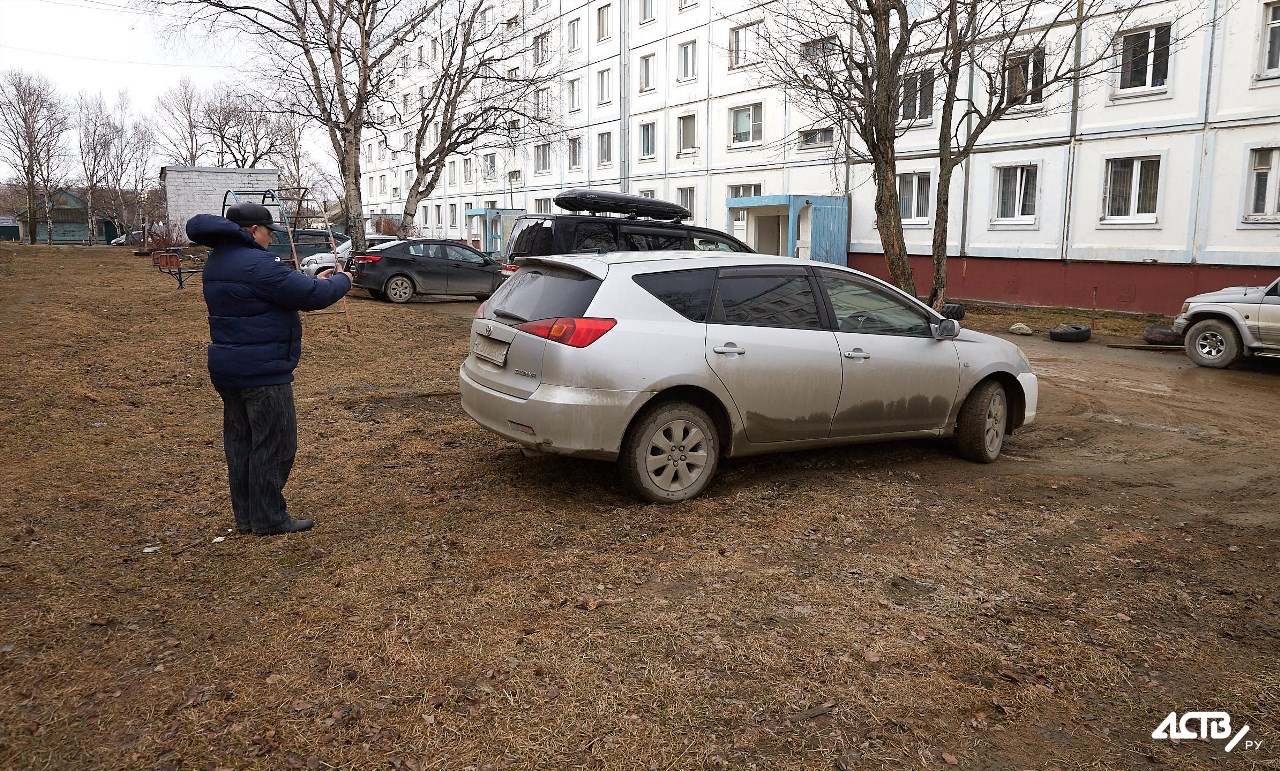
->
<box><xmin>598</xmin><ymin>68</ymin><xmax>612</xmax><ymax>104</ymax></box>
<box><xmin>379</xmin><ymin>175</ymin><xmax>387</xmax><ymax>194</ymax></box>
<box><xmin>901</xmin><ymin>71</ymin><xmax>934</xmax><ymax>122</ymax></box>
<box><xmin>640</xmin><ymin>0</ymin><xmax>654</xmax><ymax>23</ymax></box>
<box><xmin>730</xmin><ymin>104</ymin><xmax>763</xmax><ymax>145</ymax></box>
<box><xmin>994</xmin><ymin>165</ymin><xmax>1037</xmax><ymax>221</ymax></box>
<box><xmin>639</xmin><ymin>54</ymin><xmax>655</xmax><ymax>91</ymax></box>
<box><xmin>568</xmin><ymin>18</ymin><xmax>580</xmax><ymax>51</ymax></box>
<box><xmin>535</xmin><ymin>143</ymin><xmax>551</xmax><ymax>173</ymax></box>
<box><xmin>391</xmin><ymin>186</ymin><xmax>400</xmax><ymax>199</ymax></box>
<box><xmin>449</xmin><ymin>203</ymin><xmax>457</xmax><ymax>227</ymax></box>
<box><xmin>367</xmin><ymin>177</ymin><xmax>373</xmax><ymax>197</ymax></box>
<box><xmin>448</xmin><ymin>160</ymin><xmax>457</xmax><ymax>184</ymax></box>
<box><xmin>1247</xmin><ymin>148</ymin><xmax>1280</xmax><ymax>219</ymax></box>
<box><xmin>431</xmin><ymin>38</ymin><xmax>439</xmax><ymax>60</ymax></box>
<box><xmin>508</xmin><ymin>170</ymin><xmax>522</xmax><ymax>187</ymax></box>
<box><xmin>365</xmin><ymin>143</ymin><xmax>372</xmax><ymax>162</ymax></box>
<box><xmin>799</xmin><ymin>127</ymin><xmax>834</xmax><ymax>148</ymax></box>
<box><xmin>535</xmin><ymin>198</ymin><xmax>552</xmax><ymax>214</ymax></box>
<box><xmin>567</xmin><ymin>78</ymin><xmax>581</xmax><ymax>111</ymax></box>
<box><xmin>678</xmin><ymin>41</ymin><xmax>697</xmax><ymax>80</ymax></box>
<box><xmin>505</xmin><ymin>16</ymin><xmax>519</xmax><ymax>31</ymax></box>
<box><xmin>533</xmin><ymin>32</ymin><xmax>550</xmax><ymax>65</ymax></box>
<box><xmin>597</xmin><ymin>4</ymin><xmax>611</xmax><ymax>41</ymax></box>
<box><xmin>1104</xmin><ymin>157</ymin><xmax>1161</xmax><ymax>220</ymax></box>
<box><xmin>1262</xmin><ymin>3</ymin><xmax>1280</xmax><ymax>78</ymax></box>
<box><xmin>803</xmin><ymin>37</ymin><xmax>838</xmax><ymax>59</ymax></box>
<box><xmin>1117</xmin><ymin>24</ymin><xmax>1171</xmax><ymax>91</ymax></box>
<box><xmin>677</xmin><ymin>114</ymin><xmax>697</xmax><ymax>154</ymax></box>
<box><xmin>729</xmin><ymin>23</ymin><xmax>760</xmax><ymax>69</ymax></box>
<box><xmin>482</xmin><ymin>153</ymin><xmax>496</xmax><ymax>179</ymax></box>
<box><xmin>434</xmin><ymin>204</ymin><xmax>442</xmax><ymax>224</ymax></box>
<box><xmin>463</xmin><ymin>158</ymin><xmax>473</xmax><ymax>182</ymax></box>
<box><xmin>897</xmin><ymin>172</ymin><xmax>931</xmax><ymax>222</ymax></box>
<box><xmin>417</xmin><ymin>45</ymin><xmax>424</xmax><ymax>65</ymax></box>
<box><xmin>484</xmin><ymin>200</ymin><xmax>497</xmax><ymax>210</ymax></box>
<box><xmin>598</xmin><ymin>131</ymin><xmax>613</xmax><ymax>166</ymax></box>
<box><xmin>679</xmin><ymin>0</ymin><xmax>696</xmax><ymax>8</ymax></box>
<box><xmin>677</xmin><ymin>186</ymin><xmax>695</xmax><ymax>218</ymax></box>
<box><xmin>378</xmin><ymin>140</ymin><xmax>387</xmax><ymax>160</ymax></box>
<box><xmin>402</xmin><ymin>93</ymin><xmax>410</xmax><ymax>114</ymax></box>
<box><xmin>639</xmin><ymin>189</ymin><xmax>656</xmax><ymax>198</ymax></box>
<box><xmin>728</xmin><ymin>183</ymin><xmax>762</xmax><ymax>222</ymax></box>
<box><xmin>1005</xmin><ymin>49</ymin><xmax>1045</xmax><ymax>106</ymax></box>
<box><xmin>404</xmin><ymin>169</ymin><xmax>413</xmax><ymax>190</ymax></box>
<box><xmin>639</xmin><ymin>122</ymin><xmax>656</xmax><ymax>159</ymax></box>
<box><xmin>568</xmin><ymin>137</ymin><xmax>583</xmax><ymax>169</ymax></box>
<box><xmin>535</xmin><ymin>87</ymin><xmax>551</xmax><ymax>117</ymax></box>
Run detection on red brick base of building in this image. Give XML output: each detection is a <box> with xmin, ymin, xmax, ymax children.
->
<box><xmin>846</xmin><ymin>254</ymin><xmax>1280</xmax><ymax>316</ymax></box>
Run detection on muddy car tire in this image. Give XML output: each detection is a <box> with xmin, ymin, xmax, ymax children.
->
<box><xmin>956</xmin><ymin>380</ymin><xmax>1007</xmax><ymax>463</ymax></box>
<box><xmin>1049</xmin><ymin>323</ymin><xmax>1091</xmax><ymax>342</ymax></box>
<box><xmin>383</xmin><ymin>275</ymin><xmax>414</xmax><ymax>304</ymax></box>
<box><xmin>620</xmin><ymin>402</ymin><xmax>719</xmax><ymax>503</ymax></box>
<box><xmin>1185</xmin><ymin>318</ymin><xmax>1241</xmax><ymax>369</ymax></box>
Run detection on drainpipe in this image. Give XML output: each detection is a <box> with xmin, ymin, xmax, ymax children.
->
<box><xmin>958</xmin><ymin>52</ymin><xmax>975</xmax><ymax>259</ymax></box>
<box><xmin>619</xmin><ymin>0</ymin><xmax>631</xmax><ymax>193</ymax></box>
<box><xmin>703</xmin><ymin>12</ymin><xmax>713</xmax><ymax>225</ymax></box>
<box><xmin>1060</xmin><ymin>0</ymin><xmax>1084</xmax><ymax>261</ymax></box>
<box><xmin>1189</xmin><ymin>0</ymin><xmax>1222</xmax><ymax>266</ymax></box>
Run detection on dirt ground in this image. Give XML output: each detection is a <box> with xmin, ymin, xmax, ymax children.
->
<box><xmin>0</xmin><ymin>244</ymin><xmax>1276</xmax><ymax>771</ymax></box>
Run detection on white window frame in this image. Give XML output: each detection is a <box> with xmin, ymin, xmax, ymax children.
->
<box><xmin>678</xmin><ymin>0</ymin><xmax>696</xmax><ymax>9</ymax></box>
<box><xmin>676</xmin><ymin>113</ymin><xmax>697</xmax><ymax>156</ymax></box>
<box><xmin>567</xmin><ymin>18</ymin><xmax>581</xmax><ymax>52</ymax></box>
<box><xmin>899</xmin><ymin>70</ymin><xmax>934</xmax><ymax>125</ymax></box>
<box><xmin>535</xmin><ymin>87</ymin><xmax>551</xmax><ymax>117</ymax></box>
<box><xmin>482</xmin><ymin>153</ymin><xmax>496</xmax><ymax>180</ymax></box>
<box><xmin>533</xmin><ymin>32</ymin><xmax>550</xmax><ymax>65</ymax></box>
<box><xmin>639</xmin><ymin>189</ymin><xmax>656</xmax><ymax>198</ymax></box>
<box><xmin>598</xmin><ymin>131</ymin><xmax>613</xmax><ymax>167</ymax></box>
<box><xmin>1260</xmin><ymin>2</ymin><xmax>1280</xmax><ymax>80</ymax></box>
<box><xmin>378</xmin><ymin>175</ymin><xmax>386</xmax><ymax>194</ymax></box>
<box><xmin>729</xmin><ymin>22</ymin><xmax>760</xmax><ymax>69</ymax></box>
<box><xmin>567</xmin><ymin>78</ymin><xmax>581</xmax><ymax>112</ymax></box>
<box><xmin>677</xmin><ymin>41</ymin><xmax>697</xmax><ymax>81</ymax></box>
<box><xmin>1112</xmin><ymin>22</ymin><xmax>1173</xmax><ymax>100</ymax></box>
<box><xmin>534</xmin><ymin>143</ymin><xmax>552</xmax><ymax>174</ymax></box>
<box><xmin>989</xmin><ymin>163</ymin><xmax>1040</xmax><ymax>229</ymax></box>
<box><xmin>508</xmin><ymin>169</ymin><xmax>522</xmax><ymax>187</ymax></box>
<box><xmin>535</xmin><ymin>197</ymin><xmax>552</xmax><ymax>214</ymax></box>
<box><xmin>677</xmin><ymin>186</ymin><xmax>696</xmax><ymax>219</ymax></box>
<box><xmin>597</xmin><ymin>3</ymin><xmax>611</xmax><ymax>41</ymax></box>
<box><xmin>568</xmin><ymin>136</ymin><xmax>583</xmax><ymax>170</ymax></box>
<box><xmin>640</xmin><ymin>0</ymin><xmax>655</xmax><ymax>24</ymax></box>
<box><xmin>447</xmin><ymin>160</ymin><xmax>456</xmax><ymax>185</ymax></box>
<box><xmin>1243</xmin><ymin>145</ymin><xmax>1280</xmax><ymax>224</ymax></box>
<box><xmin>597</xmin><ymin>68</ymin><xmax>612</xmax><ymax>105</ymax></box>
<box><xmin>798</xmin><ymin>127</ymin><xmax>834</xmax><ymax>149</ymax></box>
<box><xmin>449</xmin><ymin>203</ymin><xmax>457</xmax><ymax>227</ymax></box>
<box><xmin>1004</xmin><ymin>48</ymin><xmax>1045</xmax><ymax>109</ymax></box>
<box><xmin>1100</xmin><ymin>154</ymin><xmax>1164</xmax><ymax>227</ymax></box>
<box><xmin>896</xmin><ymin>171</ymin><xmax>932</xmax><ymax>227</ymax></box>
<box><xmin>639</xmin><ymin>121</ymin><xmax>656</xmax><ymax>160</ymax></box>
<box><xmin>728</xmin><ymin>183</ymin><xmax>762</xmax><ymax>223</ymax></box>
<box><xmin>729</xmin><ymin>103</ymin><xmax>763</xmax><ymax>147</ymax></box>
<box><xmin>639</xmin><ymin>54</ymin><xmax>655</xmax><ymax>92</ymax></box>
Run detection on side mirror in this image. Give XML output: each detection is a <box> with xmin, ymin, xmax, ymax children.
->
<box><xmin>934</xmin><ymin>318</ymin><xmax>960</xmax><ymax>340</ymax></box>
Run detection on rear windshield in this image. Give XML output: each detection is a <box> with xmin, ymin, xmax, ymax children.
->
<box><xmin>508</xmin><ymin>218</ymin><xmax>554</xmax><ymax>258</ymax></box>
<box><xmin>484</xmin><ymin>265</ymin><xmax>602</xmax><ymax>323</ymax></box>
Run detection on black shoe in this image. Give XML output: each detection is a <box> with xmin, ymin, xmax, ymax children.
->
<box><xmin>237</xmin><ymin>526</ymin><xmax>252</xmax><ymax>535</ymax></box>
<box><xmin>255</xmin><ymin>518</ymin><xmax>314</xmax><ymax>536</ymax></box>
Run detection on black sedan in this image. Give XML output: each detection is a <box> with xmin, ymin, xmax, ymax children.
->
<box><xmin>351</xmin><ymin>239</ymin><xmax>511</xmax><ymax>303</ymax></box>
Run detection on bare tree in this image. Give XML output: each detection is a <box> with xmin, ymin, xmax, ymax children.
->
<box><xmin>200</xmin><ymin>84</ymin><xmax>289</xmax><ymax>167</ymax></box>
<box><xmin>154</xmin><ymin>77</ymin><xmax>206</xmax><ymax>167</ymax></box>
<box><xmin>758</xmin><ymin>0</ymin><xmax>1208</xmax><ymax>307</ymax></box>
<box><xmin>102</xmin><ymin>93</ymin><xmax>156</xmax><ymax>239</ymax></box>
<box><xmin>0</xmin><ymin>70</ymin><xmax>71</xmax><ymax>244</ymax></box>
<box><xmin>157</xmin><ymin>0</ymin><xmax>445</xmax><ymax>251</ymax></box>
<box><xmin>77</xmin><ymin>92</ymin><xmax>114</xmax><ymax>244</ymax></box>
<box><xmin>387</xmin><ymin>0</ymin><xmax>565</xmax><ymax>237</ymax></box>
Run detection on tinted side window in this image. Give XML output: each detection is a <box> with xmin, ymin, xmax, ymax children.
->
<box><xmin>293</xmin><ymin>232</ymin><xmax>331</xmax><ymax>247</ymax></box>
<box><xmin>620</xmin><ymin>230</ymin><xmax>688</xmax><ymax>251</ymax></box>
<box><xmin>571</xmin><ymin>222</ymin><xmax>618</xmax><ymax>252</ymax></box>
<box><xmin>634</xmin><ymin>268</ymin><xmax>716</xmax><ymax>321</ymax></box>
<box><xmin>820</xmin><ymin>273</ymin><xmax>931</xmax><ymax>336</ymax></box>
<box><xmin>485</xmin><ymin>265</ymin><xmax>602</xmax><ymax>322</ymax></box>
<box><xmin>692</xmin><ymin>234</ymin><xmax>740</xmax><ymax>252</ymax></box>
<box><xmin>445</xmin><ymin>245</ymin><xmax>486</xmax><ymax>264</ymax></box>
<box><xmin>711</xmin><ymin>274</ymin><xmax>823</xmax><ymax>330</ymax></box>
<box><xmin>407</xmin><ymin>243</ymin><xmax>434</xmax><ymax>257</ymax></box>
<box><xmin>508</xmin><ymin>218</ymin><xmax>554</xmax><ymax>257</ymax></box>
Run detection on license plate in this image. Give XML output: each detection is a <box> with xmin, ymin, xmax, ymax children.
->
<box><xmin>472</xmin><ymin>334</ymin><xmax>509</xmax><ymax>366</ymax></box>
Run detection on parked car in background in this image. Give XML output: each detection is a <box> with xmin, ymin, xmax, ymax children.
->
<box><xmin>352</xmin><ymin>239</ymin><xmax>508</xmax><ymax>302</ymax></box>
<box><xmin>301</xmin><ymin>234</ymin><xmax>396</xmax><ymax>276</ymax></box>
<box><xmin>1173</xmin><ymin>275</ymin><xmax>1280</xmax><ymax>368</ymax></box>
<box><xmin>506</xmin><ymin>189</ymin><xmax>751</xmax><ymax>262</ymax></box>
<box><xmin>110</xmin><ymin>231</ymin><xmax>144</xmax><ymax>246</ymax></box>
<box><xmin>460</xmin><ymin>252</ymin><xmax>1038</xmax><ymax>503</ymax></box>
<box><xmin>266</xmin><ymin>229</ymin><xmax>350</xmax><ymax>262</ymax></box>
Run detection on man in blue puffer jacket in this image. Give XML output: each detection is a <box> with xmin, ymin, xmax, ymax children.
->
<box><xmin>187</xmin><ymin>203</ymin><xmax>352</xmax><ymax>536</ymax></box>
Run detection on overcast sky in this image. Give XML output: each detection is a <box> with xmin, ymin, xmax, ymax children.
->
<box><xmin>0</xmin><ymin>0</ymin><xmax>247</xmax><ymax>177</ymax></box>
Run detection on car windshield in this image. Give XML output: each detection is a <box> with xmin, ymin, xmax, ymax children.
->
<box><xmin>367</xmin><ymin>240</ymin><xmax>403</xmax><ymax>251</ymax></box>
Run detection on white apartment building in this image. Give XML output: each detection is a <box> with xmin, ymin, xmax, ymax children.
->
<box><xmin>363</xmin><ymin>0</ymin><xmax>1280</xmax><ymax>313</ymax></box>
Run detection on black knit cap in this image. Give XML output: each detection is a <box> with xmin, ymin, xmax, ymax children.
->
<box><xmin>226</xmin><ymin>203</ymin><xmax>287</xmax><ymax>233</ymax></box>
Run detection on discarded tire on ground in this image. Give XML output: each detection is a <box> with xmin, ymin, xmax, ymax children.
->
<box><xmin>1142</xmin><ymin>325</ymin><xmax>1183</xmax><ymax>346</ymax></box>
<box><xmin>1048</xmin><ymin>323</ymin><xmax>1092</xmax><ymax>343</ymax></box>
<box><xmin>941</xmin><ymin>303</ymin><xmax>966</xmax><ymax>321</ymax></box>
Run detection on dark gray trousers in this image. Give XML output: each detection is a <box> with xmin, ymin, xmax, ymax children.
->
<box><xmin>215</xmin><ymin>383</ymin><xmax>297</xmax><ymax>533</ymax></box>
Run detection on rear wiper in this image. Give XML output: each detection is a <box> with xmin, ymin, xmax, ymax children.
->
<box><xmin>492</xmin><ymin>308</ymin><xmax>528</xmax><ymax>323</ymax></box>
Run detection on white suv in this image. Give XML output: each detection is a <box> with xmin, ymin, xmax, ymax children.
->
<box><xmin>1173</xmin><ymin>276</ymin><xmax>1280</xmax><ymax>368</ymax></box>
<box><xmin>459</xmin><ymin>253</ymin><xmax>1038</xmax><ymax>502</ymax></box>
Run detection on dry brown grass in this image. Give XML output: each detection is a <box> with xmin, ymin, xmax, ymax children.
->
<box><xmin>0</xmin><ymin>244</ymin><xmax>1275</xmax><ymax>770</ymax></box>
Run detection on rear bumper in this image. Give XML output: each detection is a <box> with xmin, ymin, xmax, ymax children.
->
<box><xmin>459</xmin><ymin>367</ymin><xmax>651</xmax><ymax>460</ymax></box>
<box><xmin>1017</xmin><ymin>372</ymin><xmax>1038</xmax><ymax>427</ymax></box>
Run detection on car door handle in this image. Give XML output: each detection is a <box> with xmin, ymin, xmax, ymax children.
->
<box><xmin>713</xmin><ymin>345</ymin><xmax>746</xmax><ymax>355</ymax></box>
<box><xmin>843</xmin><ymin>350</ymin><xmax>871</xmax><ymax>360</ymax></box>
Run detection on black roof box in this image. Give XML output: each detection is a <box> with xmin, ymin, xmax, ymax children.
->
<box><xmin>553</xmin><ymin>189</ymin><xmax>690</xmax><ymax>220</ymax></box>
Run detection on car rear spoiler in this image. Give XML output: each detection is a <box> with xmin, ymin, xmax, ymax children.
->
<box><xmin>514</xmin><ymin>254</ymin><xmax>610</xmax><ymax>280</ymax></box>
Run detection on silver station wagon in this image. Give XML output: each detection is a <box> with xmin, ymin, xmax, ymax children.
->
<box><xmin>459</xmin><ymin>253</ymin><xmax>1039</xmax><ymax>502</ymax></box>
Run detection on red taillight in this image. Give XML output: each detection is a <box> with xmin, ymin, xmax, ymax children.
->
<box><xmin>475</xmin><ymin>302</ymin><xmax>485</xmax><ymax>318</ymax></box>
<box><xmin>354</xmin><ymin>253</ymin><xmax>381</xmax><ymax>263</ymax></box>
<box><xmin>501</xmin><ymin>263</ymin><xmax>518</xmax><ymax>272</ymax></box>
<box><xmin>515</xmin><ymin>317</ymin><xmax>616</xmax><ymax>347</ymax></box>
